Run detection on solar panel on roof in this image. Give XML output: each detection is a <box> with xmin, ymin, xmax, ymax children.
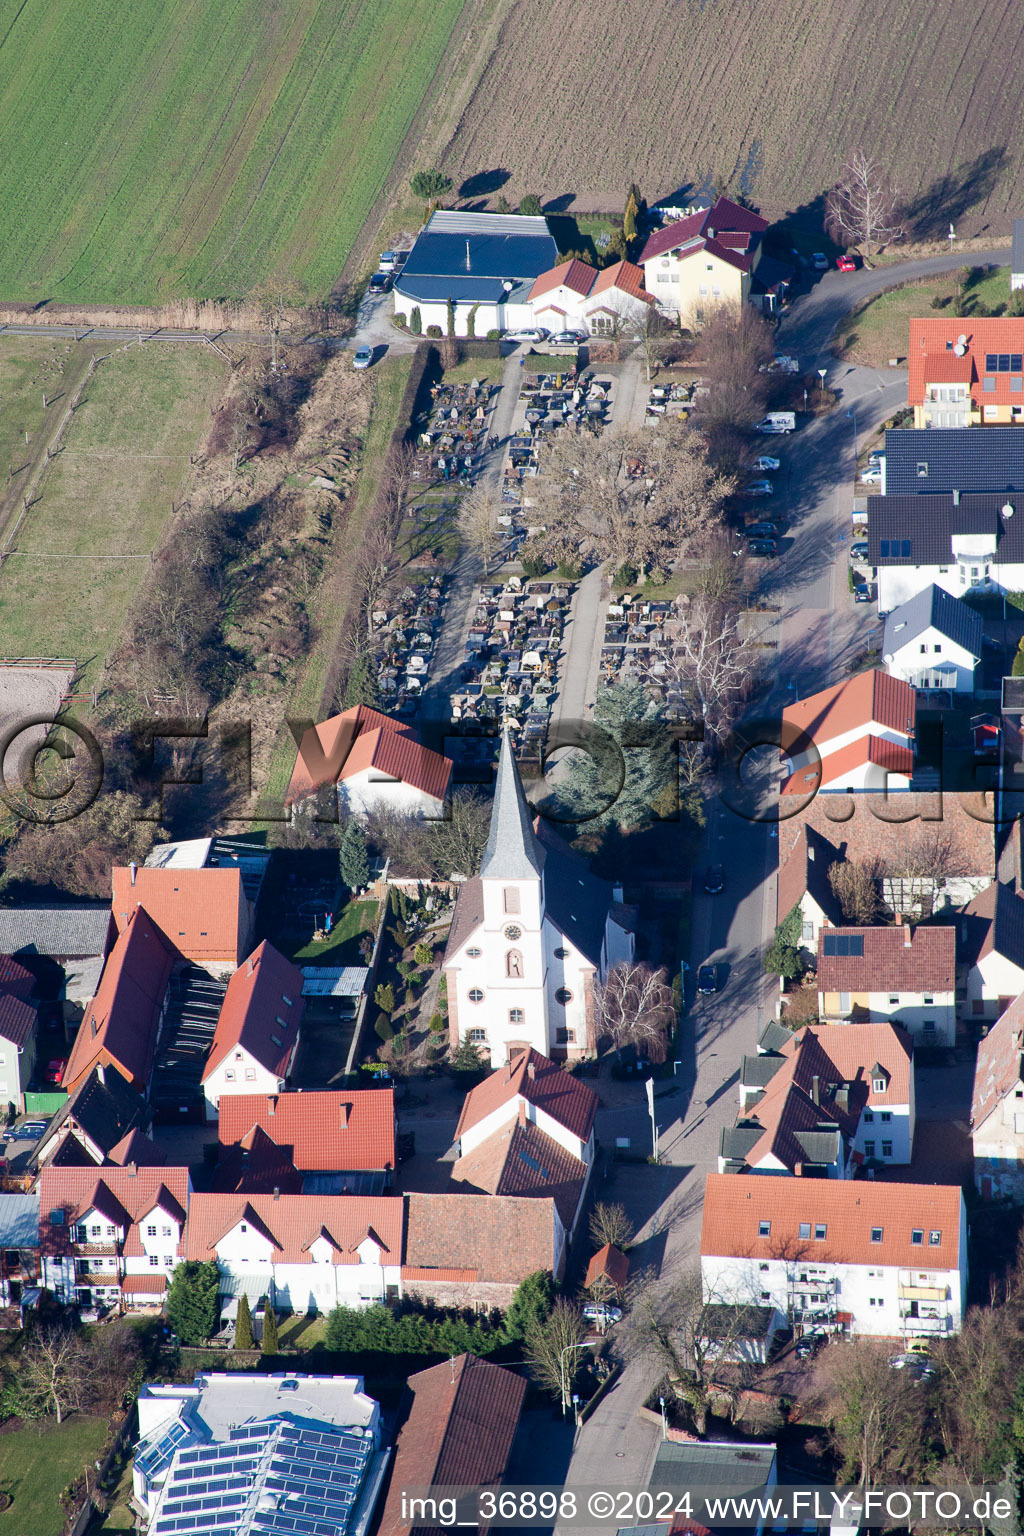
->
<box><xmin>822</xmin><ymin>934</ymin><xmax>864</xmax><ymax>957</ymax></box>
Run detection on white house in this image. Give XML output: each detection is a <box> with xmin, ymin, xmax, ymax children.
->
<box><xmin>38</xmin><ymin>1166</ymin><xmax>191</xmax><ymax>1312</ymax></box>
<box><xmin>285</xmin><ymin>705</ymin><xmax>451</xmax><ymax>822</ymax></box>
<box><xmin>201</xmin><ymin>943</ymin><xmax>303</xmax><ymax>1121</ymax></box>
<box><xmin>816</xmin><ymin>922</ymin><xmax>957</xmax><ymax>1048</ymax></box>
<box><xmin>528</xmin><ymin>258</ymin><xmax>656</xmax><ymax>337</ymax></box>
<box><xmin>442</xmin><ymin>731</ymin><xmax>635</xmax><ymax>1063</ymax></box>
<box><xmin>392</xmin><ymin>210</ymin><xmax>557</xmax><ymax>336</ymax></box>
<box><xmin>185</xmin><ymin>1192</ymin><xmax>405</xmax><ymax>1315</ymax></box>
<box><xmin>780</xmin><ymin>671</ymin><xmax>917</xmax><ymax>799</ymax></box>
<box><xmin>0</xmin><ymin>958</ymin><xmax>36</xmax><ymax>1112</ymax></box>
<box><xmin>869</xmin><ymin>493</ymin><xmax>1024</xmax><ymax>613</ymax></box>
<box><xmin>1013</xmin><ymin>220</ymin><xmax>1024</xmax><ymax>294</ymax></box>
<box><xmin>960</xmin><ymin>882</ymin><xmax>1024</xmax><ymax>1023</ymax></box>
<box><xmin>701</xmin><ymin>1173</ymin><xmax>967</xmax><ymax>1342</ymax></box>
<box><xmin>776</xmin><ymin>823</ymin><xmax>843</xmax><ymax>946</ymax></box>
<box><xmin>882</xmin><ymin>584</ymin><xmax>983</xmax><ymax>694</ymax></box>
<box><xmin>971</xmin><ymin>989</ymin><xmax>1024</xmax><ymax>1199</ymax></box>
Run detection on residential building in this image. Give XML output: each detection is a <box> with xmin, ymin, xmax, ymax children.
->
<box><xmin>63</xmin><ymin>909</ymin><xmax>175</xmax><ymax>1096</ymax></box>
<box><xmin>909</xmin><ymin>319</ymin><xmax>1024</xmax><ymax>426</ymax></box>
<box><xmin>403</xmin><ymin>1191</ymin><xmax>567</xmax><ymax>1306</ymax></box>
<box><xmin>217</xmin><ymin>1088</ymin><xmax>397</xmax><ymax>1193</ymax></box>
<box><xmin>39</xmin><ymin>1164</ymin><xmax>190</xmax><ymax>1312</ymax></box>
<box><xmin>776</xmin><ymin>824</ymin><xmax>842</xmax><ymax>945</ymax></box>
<box><xmin>816</xmin><ymin>923</ymin><xmax>957</xmax><ymax>1046</ymax></box>
<box><xmin>971</xmin><ymin>990</ymin><xmax>1024</xmax><ymax>1198</ymax></box>
<box><xmin>392</xmin><ymin>210</ymin><xmax>558</xmax><ymax>336</ymax></box>
<box><xmin>881</xmin><ymin>426</ymin><xmax>1024</xmax><ymax>495</ymax></box>
<box><xmin>725</xmin><ymin>1022</ymin><xmax>915</xmax><ymax>1176</ymax></box>
<box><xmin>0</xmin><ymin>904</ymin><xmax>113</xmax><ymax>1013</ymax></box>
<box><xmin>0</xmin><ymin>956</ymin><xmax>36</xmax><ymax>1110</ymax></box>
<box><xmin>443</xmin><ymin>731</ymin><xmax>634</xmax><ymax>1062</ymax></box>
<box><xmin>959</xmin><ymin>881</ymin><xmax>1024</xmax><ymax>1021</ymax></box>
<box><xmin>1014</xmin><ymin>220</ymin><xmax>1024</xmax><ymax>293</ymax></box>
<box><xmin>111</xmin><ymin>864</ymin><xmax>254</xmax><ymax>975</ymax></box>
<box><xmin>881</xmin><ymin>585</ymin><xmax>982</xmax><ymax>694</ymax></box>
<box><xmin>585</xmin><ymin>1242</ymin><xmax>629</xmax><ymax>1296</ymax></box>
<box><xmin>700</xmin><ymin>1173</ymin><xmax>967</xmax><ymax>1340</ymax></box>
<box><xmin>868</xmin><ymin>492</ymin><xmax>1024</xmax><ymax>611</ymax></box>
<box><xmin>200</xmin><ymin>943</ymin><xmax>304</xmax><ymax>1121</ymax></box>
<box><xmin>133</xmin><ymin>1372</ymin><xmax>385</xmax><ymax>1536</ymax></box>
<box><xmin>285</xmin><ymin>704</ymin><xmax>452</xmax><ymax>821</ymax></box>
<box><xmin>780</xmin><ymin>671</ymin><xmax>916</xmax><ymax>798</ymax></box>
<box><xmin>210</xmin><ymin>1122</ymin><xmax>305</xmax><ymax>1196</ymax></box>
<box><xmin>528</xmin><ymin>258</ymin><xmax>656</xmax><ymax>336</ymax></box>
<box><xmin>0</xmin><ymin>1193</ymin><xmax>39</xmax><ymax>1307</ymax></box>
<box><xmin>35</xmin><ymin>1065</ymin><xmax>154</xmax><ymax>1170</ymax></box>
<box><xmin>378</xmin><ymin>1354</ymin><xmax>527</xmax><ymax>1536</ymax></box>
<box><xmin>184</xmin><ymin>1192</ymin><xmax>404</xmax><ymax>1315</ymax></box>
<box><xmin>638</xmin><ymin>198</ymin><xmax>772</xmax><ymax>320</ymax></box>
<box><xmin>144</xmin><ymin>834</ymin><xmax>271</xmax><ymax>906</ymax></box>
<box><xmin>646</xmin><ymin>1440</ymin><xmax>777</xmax><ymax>1536</ymax></box>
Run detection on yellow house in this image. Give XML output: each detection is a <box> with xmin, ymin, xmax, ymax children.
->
<box><xmin>639</xmin><ymin>196</ymin><xmax>767</xmax><ymax>322</ymax></box>
<box><xmin>910</xmin><ymin>320</ymin><xmax>1024</xmax><ymax>428</ymax></box>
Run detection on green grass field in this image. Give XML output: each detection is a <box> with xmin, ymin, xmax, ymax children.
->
<box><xmin>0</xmin><ymin>1414</ymin><xmax>109</xmax><ymax>1536</ymax></box>
<box><xmin>0</xmin><ymin>0</ymin><xmax>467</xmax><ymax>304</ymax></box>
<box><xmin>290</xmin><ymin>897</ymin><xmax>378</xmax><ymax>963</ymax></box>
<box><xmin>0</xmin><ymin>342</ymin><xmax>226</xmax><ymax>680</ymax></box>
<box><xmin>836</xmin><ymin>266</ymin><xmax>1013</xmax><ymax>367</ymax></box>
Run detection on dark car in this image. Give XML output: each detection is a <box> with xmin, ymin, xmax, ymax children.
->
<box><xmin>697</xmin><ymin>964</ymin><xmax>719</xmax><ymax>995</ymax></box>
<box><xmin>746</xmin><ymin>522</ymin><xmax>778</xmax><ymax>539</ymax></box>
<box><xmin>704</xmin><ymin>865</ymin><xmax>725</xmax><ymax>894</ymax></box>
<box><xmin>854</xmin><ymin>581</ymin><xmax>875</xmax><ymax>603</ymax></box>
<box><xmin>748</xmin><ymin>539</ymin><xmax>778</xmax><ymax>557</ymax></box>
<box><xmin>368</xmin><ymin>271</ymin><xmax>392</xmax><ymax>293</ymax></box>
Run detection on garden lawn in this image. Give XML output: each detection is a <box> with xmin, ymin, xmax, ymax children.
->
<box><xmin>290</xmin><ymin>898</ymin><xmax>378</xmax><ymax>964</ymax></box>
<box><xmin>835</xmin><ymin>266</ymin><xmax>1012</xmax><ymax>367</ymax></box>
<box><xmin>0</xmin><ymin>344</ymin><xmax>225</xmax><ymax>685</ymax></box>
<box><xmin>0</xmin><ymin>1414</ymin><xmax>109</xmax><ymax>1536</ymax></box>
<box><xmin>0</xmin><ymin>0</ymin><xmax>467</xmax><ymax>304</ymax></box>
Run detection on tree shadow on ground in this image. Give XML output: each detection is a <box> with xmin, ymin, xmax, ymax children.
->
<box><xmin>458</xmin><ymin>168</ymin><xmax>510</xmax><ymax>198</ymax></box>
<box><xmin>901</xmin><ymin>148</ymin><xmax>1008</xmax><ymax>239</ymax></box>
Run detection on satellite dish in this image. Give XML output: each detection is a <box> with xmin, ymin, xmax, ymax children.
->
<box><xmin>1003</xmin><ymin>502</ymin><xmax>1015</xmax><ymax>519</ymax></box>
<box><xmin>954</xmin><ymin>343</ymin><xmax>966</xmax><ymax>356</ymax></box>
<box><xmin>958</xmin><ymin>334</ymin><xmax>968</xmax><ymax>345</ymax></box>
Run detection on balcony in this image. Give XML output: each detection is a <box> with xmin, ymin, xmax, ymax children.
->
<box><xmin>789</xmin><ymin>1277</ymin><xmax>839</xmax><ymax>1294</ymax></box>
<box><xmin>898</xmin><ymin>1283</ymin><xmax>947</xmax><ymax>1301</ymax></box>
<box><xmin>901</xmin><ymin>1315</ymin><xmax>950</xmax><ymax>1334</ymax></box>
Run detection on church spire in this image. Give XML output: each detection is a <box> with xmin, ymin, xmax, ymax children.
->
<box><xmin>479</xmin><ymin>730</ymin><xmax>545</xmax><ymax>879</ymax></box>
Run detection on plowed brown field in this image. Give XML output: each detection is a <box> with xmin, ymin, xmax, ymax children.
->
<box><xmin>439</xmin><ymin>0</ymin><xmax>1024</xmax><ymax>235</ymax></box>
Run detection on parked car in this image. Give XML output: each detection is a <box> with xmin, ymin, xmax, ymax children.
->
<box><xmin>890</xmin><ymin>1353</ymin><xmax>936</xmax><ymax>1381</ymax></box>
<box><xmin>551</xmin><ymin>329</ymin><xmax>587</xmax><ymax>345</ymax></box>
<box><xmin>504</xmin><ymin>327</ymin><xmax>549</xmax><ymax>343</ymax></box>
<box><xmin>44</xmin><ymin>1058</ymin><xmax>66</xmax><ymax>1085</ymax></box>
<box><xmin>836</xmin><ymin>254</ymin><xmax>858</xmax><ymax>272</ymax></box>
<box><xmin>746</xmin><ymin>522</ymin><xmax>778</xmax><ymax>539</ymax></box>
<box><xmin>748</xmin><ymin>539</ymin><xmax>778</xmax><ymax>557</ymax></box>
<box><xmin>379</xmin><ymin>251</ymin><xmax>398</xmax><ymax>271</ymax></box>
<box><xmin>704</xmin><ymin>865</ymin><xmax>725</xmax><ymax>894</ymax></box>
<box><xmin>849</xmin><ymin>541</ymin><xmax>870</xmax><ymax>562</ymax></box>
<box><xmin>795</xmin><ymin>1332</ymin><xmax>827</xmax><ymax>1359</ymax></box>
<box><xmin>811</xmin><ymin>252</ymin><xmax>829</xmax><ymax>271</ymax></box>
<box><xmin>368</xmin><ymin>272</ymin><xmax>392</xmax><ymax>293</ymax></box>
<box><xmin>744</xmin><ymin>479</ymin><xmax>774</xmax><ymax>497</ymax></box>
<box><xmin>582</xmin><ymin>1303</ymin><xmax>623</xmax><ymax>1324</ymax></box>
<box><xmin>697</xmin><ymin>963</ymin><xmax>719</xmax><ymax>995</ymax></box>
<box><xmin>860</xmin><ymin>467</ymin><xmax>882</xmax><ymax>484</ymax></box>
<box><xmin>854</xmin><ymin>581</ymin><xmax>875</xmax><ymax>602</ymax></box>
<box><xmin>752</xmin><ymin>455</ymin><xmax>780</xmax><ymax>473</ymax></box>
<box><xmin>352</xmin><ymin>345</ymin><xmax>373</xmax><ymax>370</ymax></box>
<box><xmin>17</xmin><ymin>1122</ymin><xmax>47</xmax><ymax>1140</ymax></box>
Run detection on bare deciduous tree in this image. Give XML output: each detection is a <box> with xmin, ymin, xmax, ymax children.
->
<box><xmin>663</xmin><ymin>596</ymin><xmax>754</xmax><ymax>750</ymax></box>
<box><xmin>631</xmin><ymin>304</ymin><xmax>673</xmax><ymax>382</ymax></box>
<box><xmin>459</xmin><ymin>480</ymin><xmax>502</xmax><ymax>570</ymax></box>
<box><xmin>589</xmin><ymin>1201</ymin><xmax>634</xmax><ymax>1252</ymax></box>
<box><xmin>828</xmin><ymin>859</ymin><xmax>882</xmax><ymax>925</ymax></box>
<box><xmin>822</xmin><ymin>1338</ymin><xmax>925</xmax><ymax>1485</ymax></box>
<box><xmin>689</xmin><ymin>304</ymin><xmax>774</xmax><ymax>461</ymax></box>
<box><xmin>595</xmin><ymin>961</ymin><xmax>675</xmax><ymax>1062</ymax></box>
<box><xmin>20</xmin><ymin>1327</ymin><xmax>90</xmax><ymax>1424</ymax></box>
<box><xmin>825</xmin><ymin>150</ymin><xmax>904</xmax><ymax>252</ymax></box>
<box><xmin>525</xmin><ymin>1298</ymin><xmax>589</xmax><ymax>1407</ymax></box>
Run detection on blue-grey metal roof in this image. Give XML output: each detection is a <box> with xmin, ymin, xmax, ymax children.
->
<box><xmin>1013</xmin><ymin>219</ymin><xmax>1024</xmax><ymax>278</ymax></box>
<box><xmin>884</xmin><ymin>427</ymin><xmax>1024</xmax><ymax>496</ymax></box>
<box><xmin>0</xmin><ymin>1193</ymin><xmax>39</xmax><ymax>1248</ymax></box>
<box><xmin>883</xmin><ymin>583</ymin><xmax>983</xmax><ymax>659</ymax></box>
<box><xmin>868</xmin><ymin>492</ymin><xmax>1024</xmax><ymax>565</ymax></box>
<box><xmin>651</xmin><ymin>1438</ymin><xmax>777</xmax><ymax>1491</ymax></box>
<box><xmin>394</xmin><ymin>210</ymin><xmax>556</xmax><ymax>306</ymax></box>
<box><xmin>479</xmin><ymin>731</ymin><xmax>545</xmax><ymax>880</ymax></box>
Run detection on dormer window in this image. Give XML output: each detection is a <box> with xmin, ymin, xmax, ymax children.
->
<box><xmin>872</xmin><ymin>1077</ymin><xmax>887</xmax><ymax>1094</ymax></box>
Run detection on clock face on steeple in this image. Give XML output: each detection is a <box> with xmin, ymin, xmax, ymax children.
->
<box><xmin>504</xmin><ymin>924</ymin><xmax>522</xmax><ymax>941</ymax></box>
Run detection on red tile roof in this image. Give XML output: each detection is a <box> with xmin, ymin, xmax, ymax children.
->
<box><xmin>972</xmin><ymin>989</ymin><xmax>1024</xmax><ymax>1126</ymax></box>
<box><xmin>0</xmin><ymin>954</ymin><xmax>35</xmax><ymax>999</ymax></box>
<box><xmin>378</xmin><ymin>1354</ymin><xmax>526</xmax><ymax>1536</ymax></box>
<box><xmin>816</xmin><ymin>924</ymin><xmax>956</xmax><ymax>993</ymax></box>
<box><xmin>639</xmin><ymin>198</ymin><xmax>767</xmax><ymax>266</ymax></box>
<box><xmin>38</xmin><ymin>1165</ymin><xmax>190</xmax><ymax>1260</ymax></box>
<box><xmin>210</xmin><ymin>1123</ymin><xmax>304</xmax><ymax>1195</ymax></box>
<box><xmin>122</xmin><ymin>1273</ymin><xmax>167</xmax><ymax>1294</ymax></box>
<box><xmin>65</xmin><ymin>910</ymin><xmax>175</xmax><ymax>1093</ymax></box>
<box><xmin>218</xmin><ymin>1088</ymin><xmax>395</xmax><ymax>1172</ymax></box>
<box><xmin>451</xmin><ymin>1118</ymin><xmax>586</xmax><ymax>1231</ymax></box>
<box><xmin>700</xmin><ymin>1172</ymin><xmax>963</xmax><ymax>1268</ymax></box>
<box><xmin>781</xmin><ymin>734</ymin><xmax>915</xmax><ymax>796</ymax></box>
<box><xmin>284</xmin><ymin>705</ymin><xmax>451</xmax><ymax>807</ymax></box>
<box><xmin>585</xmin><ymin>1243</ymin><xmax>629</xmax><ymax>1290</ymax></box>
<box><xmin>529</xmin><ymin>259</ymin><xmax>596</xmax><ymax>301</ymax></box>
<box><xmin>455</xmin><ymin>1049</ymin><xmax>598</xmax><ymax>1142</ymax></box>
<box><xmin>0</xmin><ymin>990</ymin><xmax>35</xmax><ymax>1049</ymax></box>
<box><xmin>107</xmin><ymin>1128</ymin><xmax>164</xmax><ymax>1167</ymax></box>
<box><xmin>909</xmin><ymin>319</ymin><xmax>1024</xmax><ymax>409</ymax></box>
<box><xmin>589</xmin><ymin>261</ymin><xmax>655</xmax><ymax>303</ymax></box>
<box><xmin>185</xmin><ymin>1192</ymin><xmax>403</xmax><ymax>1264</ymax></box>
<box><xmin>404</xmin><ymin>1192</ymin><xmax>557</xmax><ymax>1283</ymax></box>
<box><xmin>203</xmin><ymin>942</ymin><xmax>304</xmax><ymax>1082</ymax></box>
<box><xmin>782</xmin><ymin>670</ymin><xmax>916</xmax><ymax>759</ymax></box>
<box><xmin>111</xmin><ymin>866</ymin><xmax>247</xmax><ymax>965</ymax></box>
<box><xmin>778</xmin><ymin>791</ymin><xmax>995</xmax><ymax>888</ymax></box>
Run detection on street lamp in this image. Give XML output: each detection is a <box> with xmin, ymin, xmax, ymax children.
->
<box><xmin>846</xmin><ymin>404</ymin><xmax>858</xmax><ymax>460</ymax></box>
<box><xmin>659</xmin><ymin>1394</ymin><xmax>668</xmax><ymax>1440</ymax></box>
<box><xmin>559</xmin><ymin>1339</ymin><xmax>599</xmax><ymax>1417</ymax></box>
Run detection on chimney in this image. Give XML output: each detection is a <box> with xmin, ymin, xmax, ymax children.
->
<box><xmin>811</xmin><ymin>1074</ymin><xmax>820</xmax><ymax>1106</ymax></box>
<box><xmin>267</xmin><ymin>1096</ymin><xmax>277</xmax><ymax>1116</ymax></box>
<box><xmin>894</xmin><ymin>912</ymin><xmax>902</xmax><ymax>925</ymax></box>
<box><xmin>96</xmin><ymin>1063</ymin><xmax>105</xmax><ymax>1086</ymax></box>
<box><xmin>247</xmin><ymin>956</ymin><xmax>254</xmax><ymax>976</ymax></box>
<box><xmin>904</xmin><ymin>923</ymin><xmax>912</xmax><ymax>948</ymax></box>
<box><xmin>130</xmin><ymin>861</ymin><xmax>138</xmax><ymax>886</ymax></box>
<box><xmin>504</xmin><ymin>1060</ymin><xmax>513</xmax><ymax>1082</ymax></box>
<box><xmin>952</xmin><ymin>488</ymin><xmax>960</xmax><ymax>506</ymax></box>
<box><xmin>527</xmin><ymin>1061</ymin><xmax>536</xmax><ymax>1081</ymax></box>
<box><xmin>794</xmin><ymin>1160</ymin><xmax>804</xmax><ymax>1177</ymax></box>
<box><xmin>836</xmin><ymin>1085</ymin><xmax>850</xmax><ymax>1113</ymax></box>
<box><xmin>339</xmin><ymin>1103</ymin><xmax>350</xmax><ymax>1130</ymax></box>
<box><xmin>127</xmin><ymin>1162</ymin><xmax>137</xmax><ymax>1177</ymax></box>
<box><xmin>273</xmin><ymin>1186</ymin><xmax>280</xmax><ymax>1200</ymax></box>
<box><xmin>518</xmin><ymin>1100</ymin><xmax>528</xmax><ymax>1126</ymax></box>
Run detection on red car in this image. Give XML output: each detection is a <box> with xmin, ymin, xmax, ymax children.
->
<box><xmin>836</xmin><ymin>254</ymin><xmax>857</xmax><ymax>272</ymax></box>
<box><xmin>45</xmin><ymin>1058</ymin><xmax>66</xmax><ymax>1085</ymax></box>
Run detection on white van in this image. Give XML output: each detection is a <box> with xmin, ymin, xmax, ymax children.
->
<box><xmin>754</xmin><ymin>411</ymin><xmax>796</xmax><ymax>434</ymax></box>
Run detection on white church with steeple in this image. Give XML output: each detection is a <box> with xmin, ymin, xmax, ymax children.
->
<box><xmin>443</xmin><ymin>733</ymin><xmax>635</xmax><ymax>1063</ymax></box>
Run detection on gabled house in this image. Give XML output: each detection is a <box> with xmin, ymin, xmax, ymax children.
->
<box><xmin>284</xmin><ymin>704</ymin><xmax>452</xmax><ymax>822</ymax></box>
<box><xmin>200</xmin><ymin>944</ymin><xmax>304</xmax><ymax>1120</ymax></box>
<box><xmin>63</xmin><ymin>909</ymin><xmax>175</xmax><ymax>1096</ymax></box>
<box><xmin>909</xmin><ymin>319</ymin><xmax>1024</xmax><ymax>427</ymax></box>
<box><xmin>781</xmin><ymin>671</ymin><xmax>917</xmax><ymax>797</ymax></box>
<box><xmin>868</xmin><ymin>492</ymin><xmax>1024</xmax><ymax>611</ymax></box>
<box><xmin>776</xmin><ymin>824</ymin><xmax>843</xmax><ymax>947</ymax></box>
<box><xmin>881</xmin><ymin>425</ymin><xmax>1024</xmax><ymax>495</ymax></box>
<box><xmin>392</xmin><ymin>209</ymin><xmax>558</xmax><ymax>337</ymax></box>
<box><xmin>0</xmin><ymin>905</ymin><xmax>113</xmax><ymax>1013</ymax></box>
<box><xmin>184</xmin><ymin>1192</ymin><xmax>404</xmax><ymax>1315</ymax></box>
<box><xmin>403</xmin><ymin>1191</ymin><xmax>567</xmax><ymax>1307</ymax></box>
<box><xmin>959</xmin><ymin>882</ymin><xmax>1024</xmax><ymax>1022</ymax></box>
<box><xmin>701</xmin><ymin>1173</ymin><xmax>967</xmax><ymax>1342</ymax></box>
<box><xmin>217</xmin><ymin>1088</ymin><xmax>396</xmax><ymax>1194</ymax></box>
<box><xmin>724</xmin><ymin>1023</ymin><xmax>915</xmax><ymax>1176</ymax></box>
<box><xmin>111</xmin><ymin>864</ymin><xmax>253</xmax><ymax>976</ymax></box>
<box><xmin>209</xmin><ymin>1123</ymin><xmax>305</xmax><ymax>1196</ymax></box>
<box><xmin>639</xmin><ymin>198</ymin><xmax>770</xmax><ymax>320</ymax></box>
<box><xmin>0</xmin><ymin>958</ymin><xmax>37</xmax><ymax>1111</ymax></box>
<box><xmin>816</xmin><ymin>922</ymin><xmax>957</xmax><ymax>1047</ymax></box>
<box><xmin>881</xmin><ymin>585</ymin><xmax>983</xmax><ymax>694</ymax></box>
<box><xmin>35</xmin><ymin>1065</ymin><xmax>153</xmax><ymax>1170</ymax></box>
<box><xmin>528</xmin><ymin>258</ymin><xmax>656</xmax><ymax>337</ymax></box>
<box><xmin>971</xmin><ymin>990</ymin><xmax>1024</xmax><ymax>1199</ymax></box>
<box><xmin>39</xmin><ymin>1164</ymin><xmax>190</xmax><ymax>1311</ymax></box>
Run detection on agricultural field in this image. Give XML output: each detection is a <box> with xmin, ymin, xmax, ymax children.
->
<box><xmin>439</xmin><ymin>0</ymin><xmax>1024</xmax><ymax>237</ymax></box>
<box><xmin>0</xmin><ymin>342</ymin><xmax>226</xmax><ymax>684</ymax></box>
<box><xmin>836</xmin><ymin>265</ymin><xmax>1013</xmax><ymax>367</ymax></box>
<box><xmin>0</xmin><ymin>0</ymin><xmax>468</xmax><ymax>305</ymax></box>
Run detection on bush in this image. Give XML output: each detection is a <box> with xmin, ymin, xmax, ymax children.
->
<box><xmin>375</xmin><ymin>982</ymin><xmax>395</xmax><ymax>1013</ymax></box>
<box><xmin>1012</xmin><ymin>638</ymin><xmax>1024</xmax><ymax>677</ymax></box>
<box><xmin>167</xmin><ymin>1260</ymin><xmax>220</xmax><ymax>1345</ymax></box>
<box><xmin>261</xmin><ymin>1306</ymin><xmax>280</xmax><ymax>1354</ymax></box>
<box><xmin>414</xmin><ymin>942</ymin><xmax>433</xmax><ymax>967</ymax></box>
<box><xmin>429</xmin><ymin>1012</ymin><xmax>446</xmax><ymax>1033</ymax></box>
<box><xmin>404</xmin><ymin>986</ymin><xmax>417</xmax><ymax>1009</ymax></box>
<box><xmin>235</xmin><ymin>1294</ymin><xmax>255</xmax><ymax>1350</ymax></box>
<box><xmin>613</xmin><ymin>563</ymin><xmax>637</xmax><ymax>585</ymax></box>
<box><xmin>519</xmin><ymin>194</ymin><xmax>542</xmax><ymax>216</ymax></box>
<box><xmin>426</xmin><ymin>325</ymin><xmax>442</xmax><ymax>339</ymax></box>
<box><xmin>325</xmin><ymin>1302</ymin><xmax>503</xmax><ymax>1357</ymax></box>
<box><xmin>557</xmin><ymin>558</ymin><xmax>584</xmax><ymax>579</ymax></box>
<box><xmin>410</xmin><ymin>306</ymin><xmax>422</xmax><ymax>335</ymax></box>
<box><xmin>486</xmin><ymin>328</ymin><xmax>501</xmax><ymax>340</ymax></box>
<box><xmin>393</xmin><ymin>313</ymin><xmax>408</xmax><ymax>328</ymax></box>
<box><xmin>375</xmin><ymin>1010</ymin><xmax>393</xmax><ymax>1041</ymax></box>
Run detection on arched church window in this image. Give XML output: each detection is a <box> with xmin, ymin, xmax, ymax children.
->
<box><xmin>506</xmin><ymin>950</ymin><xmax>523</xmax><ymax>979</ymax></box>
